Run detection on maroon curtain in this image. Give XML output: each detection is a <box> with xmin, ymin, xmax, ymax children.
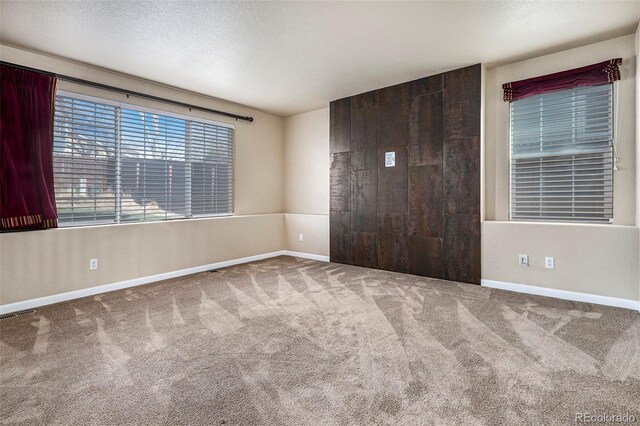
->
<box><xmin>503</xmin><ymin>58</ymin><xmax>622</xmax><ymax>102</ymax></box>
<box><xmin>0</xmin><ymin>65</ymin><xmax>58</xmax><ymax>230</ymax></box>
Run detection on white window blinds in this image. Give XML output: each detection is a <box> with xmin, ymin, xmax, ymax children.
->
<box><xmin>190</xmin><ymin>121</ymin><xmax>233</xmax><ymax>216</ymax></box>
<box><xmin>53</xmin><ymin>93</ymin><xmax>233</xmax><ymax>226</ymax></box>
<box><xmin>120</xmin><ymin>108</ymin><xmax>189</xmax><ymax>222</ymax></box>
<box><xmin>53</xmin><ymin>96</ymin><xmax>118</xmax><ymax>224</ymax></box>
<box><xmin>510</xmin><ymin>84</ymin><xmax>613</xmax><ymax>223</ymax></box>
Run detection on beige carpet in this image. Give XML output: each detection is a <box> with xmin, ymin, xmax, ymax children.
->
<box><xmin>1</xmin><ymin>256</ymin><xmax>639</xmax><ymax>425</ymax></box>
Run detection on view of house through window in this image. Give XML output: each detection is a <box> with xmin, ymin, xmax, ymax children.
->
<box><xmin>510</xmin><ymin>84</ymin><xmax>614</xmax><ymax>223</ymax></box>
<box><xmin>53</xmin><ymin>93</ymin><xmax>233</xmax><ymax>226</ymax></box>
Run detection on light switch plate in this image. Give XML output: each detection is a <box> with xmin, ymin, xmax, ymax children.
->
<box><xmin>384</xmin><ymin>151</ymin><xmax>395</xmax><ymax>167</ymax></box>
<box><xmin>518</xmin><ymin>254</ymin><xmax>528</xmax><ymax>266</ymax></box>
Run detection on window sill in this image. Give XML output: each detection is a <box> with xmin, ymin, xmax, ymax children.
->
<box><xmin>483</xmin><ymin>220</ymin><xmax>636</xmax><ymax>229</ymax></box>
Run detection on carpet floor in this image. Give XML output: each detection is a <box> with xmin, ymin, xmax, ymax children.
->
<box><xmin>1</xmin><ymin>256</ymin><xmax>639</xmax><ymax>425</ymax></box>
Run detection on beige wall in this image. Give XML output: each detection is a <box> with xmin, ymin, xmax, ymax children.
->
<box><xmin>0</xmin><ymin>44</ymin><xmax>286</xmax><ymax>306</ymax></box>
<box><xmin>2</xmin><ymin>33</ymin><xmax>639</xmax><ymax>305</ymax></box>
<box><xmin>284</xmin><ymin>108</ymin><xmax>329</xmax><ymax>215</ymax></box>
<box><xmin>485</xmin><ymin>34</ymin><xmax>636</xmax><ymax>224</ymax></box>
<box><xmin>281</xmin><ymin>34</ymin><xmax>640</xmax><ymax>302</ymax></box>
<box><xmin>482</xmin><ymin>222</ymin><xmax>638</xmax><ymax>300</ymax></box>
<box><xmin>636</xmin><ymin>23</ymin><xmax>640</xmax><ymax>304</ymax></box>
<box><xmin>0</xmin><ymin>215</ymin><xmax>286</xmax><ymax>305</ymax></box>
<box><xmin>0</xmin><ymin>44</ymin><xmax>286</xmax><ymax>216</ymax></box>
<box><xmin>284</xmin><ymin>214</ymin><xmax>329</xmax><ymax>257</ymax></box>
<box><xmin>483</xmin><ymin>34</ymin><xmax>639</xmax><ymax>302</ymax></box>
<box><xmin>283</xmin><ymin>108</ymin><xmax>330</xmax><ymax>257</ymax></box>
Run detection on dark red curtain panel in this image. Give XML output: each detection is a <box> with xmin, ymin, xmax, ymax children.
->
<box><xmin>503</xmin><ymin>58</ymin><xmax>622</xmax><ymax>102</ymax></box>
<box><xmin>0</xmin><ymin>65</ymin><xmax>58</xmax><ymax>230</ymax></box>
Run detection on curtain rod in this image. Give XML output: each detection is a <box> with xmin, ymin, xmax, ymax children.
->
<box><xmin>0</xmin><ymin>61</ymin><xmax>254</xmax><ymax>123</ymax></box>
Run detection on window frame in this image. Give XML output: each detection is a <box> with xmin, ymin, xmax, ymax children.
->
<box><xmin>508</xmin><ymin>84</ymin><xmax>615</xmax><ymax>225</ymax></box>
<box><xmin>54</xmin><ymin>90</ymin><xmax>235</xmax><ymax>228</ymax></box>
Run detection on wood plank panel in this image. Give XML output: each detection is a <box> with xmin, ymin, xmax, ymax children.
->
<box><xmin>330</xmin><ymin>64</ymin><xmax>480</xmax><ymax>284</ymax></box>
<box><xmin>443</xmin><ymin>137</ymin><xmax>480</xmax><ymax>215</ymax></box>
<box><xmin>443</xmin><ymin>214</ymin><xmax>480</xmax><ymax>284</ymax></box>
<box><xmin>350</xmin><ymin>91</ymin><xmax>379</xmax><ymax>171</ymax></box>
<box><xmin>441</xmin><ymin>64</ymin><xmax>481</xmax><ymax>284</ymax></box>
<box><xmin>378</xmin><ymin>145</ymin><xmax>407</xmax><ymax>213</ymax></box>
<box><xmin>330</xmin><ymin>211</ymin><xmax>352</xmax><ymax>264</ymax></box>
<box><xmin>443</xmin><ymin>64</ymin><xmax>481</xmax><ymax>141</ymax></box>
<box><xmin>408</xmin><ymin>236</ymin><xmax>443</xmax><ymax>278</ymax></box>
<box><xmin>352</xmin><ymin>232</ymin><xmax>378</xmax><ymax>269</ymax></box>
<box><xmin>351</xmin><ymin>168</ymin><xmax>378</xmax><ymax>232</ymax></box>
<box><xmin>378</xmin><ymin>83</ymin><xmax>409</xmax><ymax>151</ymax></box>
<box><xmin>378</xmin><ymin>213</ymin><xmax>408</xmax><ymax>272</ymax></box>
<box><xmin>379</xmin><ymin>82</ymin><xmax>410</xmax><ymax>105</ymax></box>
<box><xmin>409</xmin><ymin>74</ymin><xmax>443</xmax><ymax>98</ymax></box>
<box><xmin>330</xmin><ymin>98</ymin><xmax>351</xmax><ymax>153</ymax></box>
<box><xmin>330</xmin><ymin>152</ymin><xmax>350</xmax><ymax>212</ymax></box>
<box><xmin>408</xmin><ymin>164</ymin><xmax>443</xmax><ymax>238</ymax></box>
<box><xmin>409</xmin><ymin>91</ymin><xmax>443</xmax><ymax>167</ymax></box>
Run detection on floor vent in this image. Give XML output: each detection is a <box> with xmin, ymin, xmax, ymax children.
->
<box><xmin>208</xmin><ymin>269</ymin><xmax>219</xmax><ymax>273</ymax></box>
<box><xmin>0</xmin><ymin>309</ymin><xmax>37</xmax><ymax>321</ymax></box>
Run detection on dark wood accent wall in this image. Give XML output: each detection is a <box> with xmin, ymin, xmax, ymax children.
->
<box><xmin>329</xmin><ymin>64</ymin><xmax>481</xmax><ymax>284</ymax></box>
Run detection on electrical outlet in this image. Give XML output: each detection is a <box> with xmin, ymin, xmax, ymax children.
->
<box><xmin>298</xmin><ymin>233</ymin><xmax>304</xmax><ymax>242</ymax></box>
<box><xmin>545</xmin><ymin>256</ymin><xmax>555</xmax><ymax>269</ymax></box>
<box><xmin>518</xmin><ymin>254</ymin><xmax>528</xmax><ymax>266</ymax></box>
<box><xmin>89</xmin><ymin>258</ymin><xmax>98</xmax><ymax>270</ymax></box>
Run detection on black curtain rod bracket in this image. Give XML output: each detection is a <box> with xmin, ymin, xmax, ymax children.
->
<box><xmin>1</xmin><ymin>61</ymin><xmax>254</xmax><ymax>123</ymax></box>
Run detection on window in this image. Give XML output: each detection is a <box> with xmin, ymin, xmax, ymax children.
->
<box><xmin>53</xmin><ymin>92</ymin><xmax>233</xmax><ymax>226</ymax></box>
<box><xmin>510</xmin><ymin>84</ymin><xmax>613</xmax><ymax>223</ymax></box>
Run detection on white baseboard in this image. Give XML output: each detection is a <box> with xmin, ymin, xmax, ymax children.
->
<box><xmin>283</xmin><ymin>250</ymin><xmax>330</xmax><ymax>262</ymax></box>
<box><xmin>481</xmin><ymin>279</ymin><xmax>639</xmax><ymax>311</ymax></box>
<box><xmin>0</xmin><ymin>250</ymin><xmax>329</xmax><ymax>315</ymax></box>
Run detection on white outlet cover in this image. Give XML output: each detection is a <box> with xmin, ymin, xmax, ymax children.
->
<box><xmin>298</xmin><ymin>233</ymin><xmax>304</xmax><ymax>242</ymax></box>
<box><xmin>89</xmin><ymin>258</ymin><xmax>98</xmax><ymax>270</ymax></box>
<box><xmin>545</xmin><ymin>257</ymin><xmax>555</xmax><ymax>269</ymax></box>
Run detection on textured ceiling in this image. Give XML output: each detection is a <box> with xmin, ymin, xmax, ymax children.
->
<box><xmin>1</xmin><ymin>1</ymin><xmax>639</xmax><ymax>116</ymax></box>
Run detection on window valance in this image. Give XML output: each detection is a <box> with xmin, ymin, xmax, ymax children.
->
<box><xmin>502</xmin><ymin>58</ymin><xmax>622</xmax><ymax>102</ymax></box>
